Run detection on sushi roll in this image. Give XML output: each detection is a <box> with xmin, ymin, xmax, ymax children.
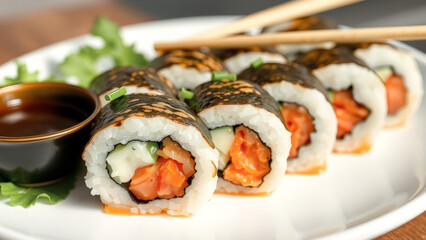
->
<box><xmin>295</xmin><ymin>47</ymin><xmax>387</xmax><ymax>153</ymax></box>
<box><xmin>83</xmin><ymin>93</ymin><xmax>218</xmax><ymax>216</ymax></box>
<box><xmin>239</xmin><ymin>62</ymin><xmax>337</xmax><ymax>174</ymax></box>
<box><xmin>89</xmin><ymin>66</ymin><xmax>177</xmax><ymax>107</ymax></box>
<box><xmin>343</xmin><ymin>42</ymin><xmax>423</xmax><ymax>127</ymax></box>
<box><xmin>263</xmin><ymin>16</ymin><xmax>338</xmax><ymax>59</ymax></box>
<box><xmin>149</xmin><ymin>50</ymin><xmax>224</xmax><ymax>90</ymax></box>
<box><xmin>188</xmin><ymin>77</ymin><xmax>291</xmax><ymax>194</ymax></box>
<box><xmin>214</xmin><ymin>47</ymin><xmax>287</xmax><ymax>74</ymax></box>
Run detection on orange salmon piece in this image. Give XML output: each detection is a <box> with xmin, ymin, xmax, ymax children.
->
<box><xmin>332</xmin><ymin>90</ymin><xmax>369</xmax><ymax>138</ymax></box>
<box><xmin>129</xmin><ymin>138</ymin><xmax>195</xmax><ymax>201</ymax></box>
<box><xmin>385</xmin><ymin>74</ymin><xmax>406</xmax><ymax>114</ymax></box>
<box><xmin>223</xmin><ymin>125</ymin><xmax>271</xmax><ymax>187</ymax></box>
<box><xmin>281</xmin><ymin>103</ymin><xmax>314</xmax><ymax>159</ymax></box>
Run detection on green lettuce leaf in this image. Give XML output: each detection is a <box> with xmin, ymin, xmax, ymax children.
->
<box><xmin>4</xmin><ymin>61</ymin><xmax>39</xmax><ymax>86</ymax></box>
<box><xmin>0</xmin><ymin>175</ymin><xmax>76</xmax><ymax>208</ymax></box>
<box><xmin>2</xmin><ymin>61</ymin><xmax>65</xmax><ymax>87</ymax></box>
<box><xmin>59</xmin><ymin>15</ymin><xmax>148</xmax><ymax>87</ymax></box>
<box><xmin>59</xmin><ymin>46</ymin><xmax>101</xmax><ymax>87</ymax></box>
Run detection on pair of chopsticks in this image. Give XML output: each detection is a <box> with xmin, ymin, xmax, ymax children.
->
<box><xmin>154</xmin><ymin>0</ymin><xmax>426</xmax><ymax>51</ymax></box>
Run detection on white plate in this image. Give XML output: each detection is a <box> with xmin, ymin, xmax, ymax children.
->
<box><xmin>0</xmin><ymin>16</ymin><xmax>425</xmax><ymax>240</ymax></box>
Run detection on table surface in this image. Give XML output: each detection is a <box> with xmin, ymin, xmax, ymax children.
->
<box><xmin>0</xmin><ymin>1</ymin><xmax>424</xmax><ymax>239</ymax></box>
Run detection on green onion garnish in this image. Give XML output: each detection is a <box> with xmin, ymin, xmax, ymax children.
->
<box><xmin>105</xmin><ymin>86</ymin><xmax>127</xmax><ymax>101</ymax></box>
<box><xmin>180</xmin><ymin>87</ymin><xmax>194</xmax><ymax>100</ymax></box>
<box><xmin>211</xmin><ymin>71</ymin><xmax>236</xmax><ymax>82</ymax></box>
<box><xmin>277</xmin><ymin>102</ymin><xmax>283</xmax><ymax>110</ymax></box>
<box><xmin>250</xmin><ymin>58</ymin><xmax>264</xmax><ymax>69</ymax></box>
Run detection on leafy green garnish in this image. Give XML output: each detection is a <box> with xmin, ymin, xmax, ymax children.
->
<box><xmin>91</xmin><ymin>16</ymin><xmax>148</xmax><ymax>66</ymax></box>
<box><xmin>59</xmin><ymin>16</ymin><xmax>148</xmax><ymax>87</ymax></box>
<box><xmin>0</xmin><ymin>175</ymin><xmax>76</xmax><ymax>208</ymax></box>
<box><xmin>59</xmin><ymin>47</ymin><xmax>101</xmax><ymax>87</ymax></box>
<box><xmin>2</xmin><ymin>61</ymin><xmax>65</xmax><ymax>87</ymax></box>
<box><xmin>4</xmin><ymin>61</ymin><xmax>39</xmax><ymax>86</ymax></box>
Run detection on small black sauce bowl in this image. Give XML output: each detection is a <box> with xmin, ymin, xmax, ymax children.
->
<box><xmin>0</xmin><ymin>83</ymin><xmax>100</xmax><ymax>186</ymax></box>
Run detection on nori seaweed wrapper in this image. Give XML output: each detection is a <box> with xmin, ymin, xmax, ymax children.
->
<box><xmin>89</xmin><ymin>66</ymin><xmax>177</xmax><ymax>97</ymax></box>
<box><xmin>211</xmin><ymin>46</ymin><xmax>284</xmax><ymax>61</ymax></box>
<box><xmin>264</xmin><ymin>15</ymin><xmax>338</xmax><ymax>33</ymax></box>
<box><xmin>339</xmin><ymin>42</ymin><xmax>394</xmax><ymax>52</ymax></box>
<box><xmin>149</xmin><ymin>50</ymin><xmax>224</xmax><ymax>72</ymax></box>
<box><xmin>91</xmin><ymin>93</ymin><xmax>213</xmax><ymax>147</ymax></box>
<box><xmin>294</xmin><ymin>46</ymin><xmax>369</xmax><ymax>71</ymax></box>
<box><xmin>238</xmin><ymin>62</ymin><xmax>328</xmax><ymax>98</ymax></box>
<box><xmin>190</xmin><ymin>79</ymin><xmax>283</xmax><ymax>123</ymax></box>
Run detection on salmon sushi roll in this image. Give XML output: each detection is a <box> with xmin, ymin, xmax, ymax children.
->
<box><xmin>344</xmin><ymin>43</ymin><xmax>423</xmax><ymax>127</ymax></box>
<box><xmin>263</xmin><ymin>16</ymin><xmax>338</xmax><ymax>60</ymax></box>
<box><xmin>214</xmin><ymin>46</ymin><xmax>287</xmax><ymax>74</ymax></box>
<box><xmin>239</xmin><ymin>62</ymin><xmax>337</xmax><ymax>174</ymax></box>
<box><xmin>188</xmin><ymin>77</ymin><xmax>291</xmax><ymax>195</ymax></box>
<box><xmin>295</xmin><ymin>47</ymin><xmax>387</xmax><ymax>153</ymax></box>
<box><xmin>149</xmin><ymin>50</ymin><xmax>224</xmax><ymax>90</ymax></box>
<box><xmin>89</xmin><ymin>66</ymin><xmax>177</xmax><ymax>106</ymax></box>
<box><xmin>83</xmin><ymin>93</ymin><xmax>218</xmax><ymax>216</ymax></box>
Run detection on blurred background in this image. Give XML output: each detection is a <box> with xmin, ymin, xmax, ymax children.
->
<box><xmin>0</xmin><ymin>0</ymin><xmax>425</xmax><ymax>63</ymax></box>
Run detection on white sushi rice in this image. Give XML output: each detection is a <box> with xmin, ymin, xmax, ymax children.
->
<box><xmin>312</xmin><ymin>63</ymin><xmax>387</xmax><ymax>152</ymax></box>
<box><xmin>263</xmin><ymin>81</ymin><xmax>337</xmax><ymax>173</ymax></box>
<box><xmin>224</xmin><ymin>51</ymin><xmax>287</xmax><ymax>74</ymax></box>
<box><xmin>83</xmin><ymin>116</ymin><xmax>219</xmax><ymax>216</ymax></box>
<box><xmin>98</xmin><ymin>86</ymin><xmax>162</xmax><ymax>107</ymax></box>
<box><xmin>159</xmin><ymin>65</ymin><xmax>211</xmax><ymax>90</ymax></box>
<box><xmin>354</xmin><ymin>44</ymin><xmax>423</xmax><ymax>127</ymax></box>
<box><xmin>198</xmin><ymin>104</ymin><xmax>291</xmax><ymax>194</ymax></box>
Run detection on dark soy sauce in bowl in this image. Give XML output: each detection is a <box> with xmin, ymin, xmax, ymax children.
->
<box><xmin>0</xmin><ymin>99</ymin><xmax>87</xmax><ymax>137</ymax></box>
<box><xmin>0</xmin><ymin>82</ymin><xmax>100</xmax><ymax>185</ymax></box>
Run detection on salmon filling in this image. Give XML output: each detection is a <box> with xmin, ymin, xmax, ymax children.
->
<box><xmin>331</xmin><ymin>90</ymin><xmax>370</xmax><ymax>138</ymax></box>
<box><xmin>223</xmin><ymin>125</ymin><xmax>271</xmax><ymax>187</ymax></box>
<box><xmin>129</xmin><ymin>137</ymin><xmax>195</xmax><ymax>201</ymax></box>
<box><xmin>385</xmin><ymin>74</ymin><xmax>407</xmax><ymax>115</ymax></box>
<box><xmin>280</xmin><ymin>103</ymin><xmax>315</xmax><ymax>159</ymax></box>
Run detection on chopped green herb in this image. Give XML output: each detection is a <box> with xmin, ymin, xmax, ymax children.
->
<box><xmin>277</xmin><ymin>102</ymin><xmax>283</xmax><ymax>110</ymax></box>
<box><xmin>105</xmin><ymin>86</ymin><xmax>127</xmax><ymax>101</ymax></box>
<box><xmin>211</xmin><ymin>71</ymin><xmax>236</xmax><ymax>82</ymax></box>
<box><xmin>180</xmin><ymin>88</ymin><xmax>194</xmax><ymax>99</ymax></box>
<box><xmin>0</xmin><ymin>174</ymin><xmax>76</xmax><ymax>208</ymax></box>
<box><xmin>250</xmin><ymin>58</ymin><xmax>264</xmax><ymax>69</ymax></box>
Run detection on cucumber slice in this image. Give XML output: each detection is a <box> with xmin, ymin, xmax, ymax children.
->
<box><xmin>146</xmin><ymin>142</ymin><xmax>159</xmax><ymax>161</ymax></box>
<box><xmin>106</xmin><ymin>141</ymin><xmax>159</xmax><ymax>183</ymax></box>
<box><xmin>106</xmin><ymin>163</ymin><xmax>121</xmax><ymax>184</ymax></box>
<box><xmin>210</xmin><ymin>126</ymin><xmax>235</xmax><ymax>156</ymax></box>
<box><xmin>375</xmin><ymin>66</ymin><xmax>393</xmax><ymax>81</ymax></box>
<box><xmin>327</xmin><ymin>90</ymin><xmax>334</xmax><ymax>101</ymax></box>
<box><xmin>210</xmin><ymin>126</ymin><xmax>235</xmax><ymax>171</ymax></box>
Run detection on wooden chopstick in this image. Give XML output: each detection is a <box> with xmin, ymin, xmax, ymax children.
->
<box><xmin>182</xmin><ymin>0</ymin><xmax>363</xmax><ymax>41</ymax></box>
<box><xmin>155</xmin><ymin>25</ymin><xmax>426</xmax><ymax>50</ymax></box>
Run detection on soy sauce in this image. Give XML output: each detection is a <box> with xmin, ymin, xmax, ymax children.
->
<box><xmin>0</xmin><ymin>99</ymin><xmax>87</xmax><ymax>137</ymax></box>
